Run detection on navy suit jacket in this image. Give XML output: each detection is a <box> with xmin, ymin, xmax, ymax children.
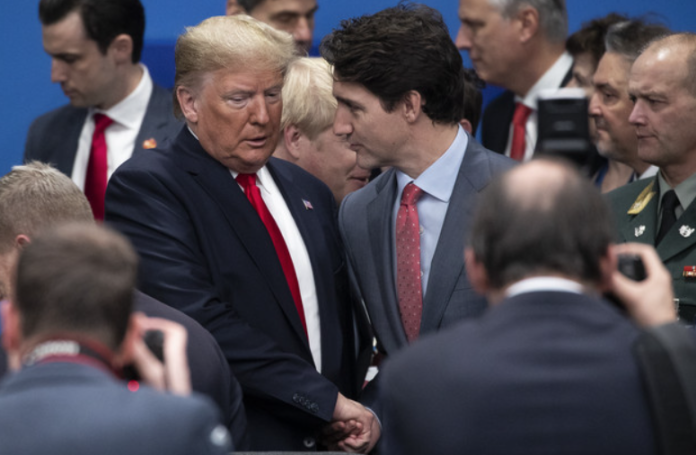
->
<box><xmin>23</xmin><ymin>83</ymin><xmax>181</xmax><ymax>175</ymax></box>
<box><xmin>0</xmin><ymin>361</ymin><xmax>230</xmax><ymax>455</ymax></box>
<box><xmin>105</xmin><ymin>128</ymin><xmax>363</xmax><ymax>451</ymax></box>
<box><xmin>381</xmin><ymin>291</ymin><xmax>657</xmax><ymax>455</ymax></box>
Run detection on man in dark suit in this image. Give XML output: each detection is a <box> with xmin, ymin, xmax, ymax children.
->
<box><xmin>0</xmin><ymin>223</ymin><xmax>232</xmax><ymax>455</ymax></box>
<box><xmin>0</xmin><ymin>162</ymin><xmax>248</xmax><ymax>447</ymax></box>
<box><xmin>105</xmin><ymin>15</ymin><xmax>377</xmax><ymax>453</ymax></box>
<box><xmin>381</xmin><ymin>159</ymin><xmax>659</xmax><ymax>455</ymax></box>
<box><xmin>320</xmin><ymin>3</ymin><xmax>514</xmax><ymax>404</ymax></box>
<box><xmin>607</xmin><ymin>33</ymin><xmax>696</xmax><ymax>323</ymax></box>
<box><xmin>456</xmin><ymin>0</ymin><xmax>572</xmax><ymax>160</ymax></box>
<box><xmin>23</xmin><ymin>0</ymin><xmax>181</xmax><ymax>219</ymax></box>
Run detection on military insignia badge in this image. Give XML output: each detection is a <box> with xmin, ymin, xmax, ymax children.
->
<box><xmin>679</xmin><ymin>225</ymin><xmax>695</xmax><ymax>238</ymax></box>
<box><xmin>634</xmin><ymin>225</ymin><xmax>646</xmax><ymax>237</ymax></box>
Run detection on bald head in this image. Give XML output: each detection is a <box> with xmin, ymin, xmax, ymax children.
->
<box><xmin>469</xmin><ymin>159</ymin><xmax>615</xmax><ymax>289</ymax></box>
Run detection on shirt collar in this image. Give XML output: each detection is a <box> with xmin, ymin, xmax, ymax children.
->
<box><xmin>517</xmin><ymin>52</ymin><xmax>574</xmax><ymax>109</ymax></box>
<box><xmin>93</xmin><ymin>64</ymin><xmax>152</xmax><ymax>129</ymax></box>
<box><xmin>658</xmin><ymin>170</ymin><xmax>696</xmax><ymax>212</ymax></box>
<box><xmin>395</xmin><ymin>125</ymin><xmax>468</xmax><ymax>202</ymax></box>
<box><xmin>506</xmin><ymin>276</ymin><xmax>585</xmax><ymax>298</ymax></box>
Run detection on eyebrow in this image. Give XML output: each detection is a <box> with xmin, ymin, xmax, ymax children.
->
<box><xmin>335</xmin><ymin>96</ymin><xmax>362</xmax><ymax>109</ymax></box>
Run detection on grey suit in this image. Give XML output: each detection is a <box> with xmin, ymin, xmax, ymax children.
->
<box><xmin>23</xmin><ymin>83</ymin><xmax>181</xmax><ymax>176</ymax></box>
<box><xmin>339</xmin><ymin>136</ymin><xmax>515</xmax><ymax>359</ymax></box>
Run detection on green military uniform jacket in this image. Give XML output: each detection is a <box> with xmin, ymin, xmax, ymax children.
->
<box><xmin>606</xmin><ymin>178</ymin><xmax>696</xmax><ymax>323</ymax></box>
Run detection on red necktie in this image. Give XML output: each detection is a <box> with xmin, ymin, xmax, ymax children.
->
<box><xmin>236</xmin><ymin>173</ymin><xmax>308</xmax><ymax>336</ymax></box>
<box><xmin>396</xmin><ymin>182</ymin><xmax>424</xmax><ymax>342</ymax></box>
<box><xmin>84</xmin><ymin>113</ymin><xmax>113</xmax><ymax>220</ymax></box>
<box><xmin>510</xmin><ymin>102</ymin><xmax>532</xmax><ymax>161</ymax></box>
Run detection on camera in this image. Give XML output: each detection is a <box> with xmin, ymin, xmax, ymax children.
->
<box><xmin>617</xmin><ymin>254</ymin><xmax>647</xmax><ymax>282</ymax></box>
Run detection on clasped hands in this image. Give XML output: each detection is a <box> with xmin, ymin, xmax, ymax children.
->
<box><xmin>323</xmin><ymin>393</ymin><xmax>380</xmax><ymax>453</ymax></box>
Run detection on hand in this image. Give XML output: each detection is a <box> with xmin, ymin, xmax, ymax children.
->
<box><xmin>323</xmin><ymin>393</ymin><xmax>380</xmax><ymax>453</ymax></box>
<box><xmin>129</xmin><ymin>313</ymin><xmax>191</xmax><ymax>395</ymax></box>
<box><xmin>609</xmin><ymin>243</ymin><xmax>677</xmax><ymax>327</ymax></box>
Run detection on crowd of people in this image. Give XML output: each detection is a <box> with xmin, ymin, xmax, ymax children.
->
<box><xmin>2</xmin><ymin>0</ymin><xmax>696</xmax><ymax>453</ymax></box>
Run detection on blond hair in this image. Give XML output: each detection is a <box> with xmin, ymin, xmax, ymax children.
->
<box><xmin>281</xmin><ymin>57</ymin><xmax>336</xmax><ymax>140</ymax></box>
<box><xmin>173</xmin><ymin>14</ymin><xmax>297</xmax><ymax>118</ymax></box>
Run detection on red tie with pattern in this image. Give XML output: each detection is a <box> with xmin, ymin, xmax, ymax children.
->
<box><xmin>396</xmin><ymin>182</ymin><xmax>425</xmax><ymax>342</ymax></box>
<box><xmin>84</xmin><ymin>113</ymin><xmax>113</xmax><ymax>220</ymax></box>
<box><xmin>510</xmin><ymin>102</ymin><xmax>532</xmax><ymax>161</ymax></box>
<box><xmin>236</xmin><ymin>173</ymin><xmax>308</xmax><ymax>336</ymax></box>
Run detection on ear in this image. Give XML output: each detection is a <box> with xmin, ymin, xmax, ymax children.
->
<box><xmin>2</xmin><ymin>300</ymin><xmax>23</xmax><ymax>370</ymax></box>
<box><xmin>283</xmin><ymin>125</ymin><xmax>304</xmax><ymax>161</ymax></box>
<box><xmin>465</xmin><ymin>247</ymin><xmax>490</xmax><ymax>296</ymax></box>
<box><xmin>176</xmin><ymin>86</ymin><xmax>199</xmax><ymax>124</ymax></box>
<box><xmin>459</xmin><ymin>119</ymin><xmax>473</xmax><ymax>134</ymax></box>
<box><xmin>108</xmin><ymin>34</ymin><xmax>134</xmax><ymax>65</ymax></box>
<box><xmin>15</xmin><ymin>234</ymin><xmax>30</xmax><ymax>249</ymax></box>
<box><xmin>401</xmin><ymin>90</ymin><xmax>423</xmax><ymax>123</ymax></box>
<box><xmin>597</xmin><ymin>245</ymin><xmax>617</xmax><ymax>294</ymax></box>
<box><xmin>226</xmin><ymin>0</ymin><xmax>246</xmax><ymax>15</ymax></box>
<box><xmin>113</xmin><ymin>314</ymin><xmax>141</xmax><ymax>368</ymax></box>
<box><xmin>516</xmin><ymin>6</ymin><xmax>539</xmax><ymax>43</ymax></box>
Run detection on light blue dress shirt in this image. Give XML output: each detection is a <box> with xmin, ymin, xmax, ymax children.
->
<box><xmin>392</xmin><ymin>126</ymin><xmax>468</xmax><ymax>298</ymax></box>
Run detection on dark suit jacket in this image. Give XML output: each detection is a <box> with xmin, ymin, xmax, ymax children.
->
<box><xmin>339</xmin><ymin>136</ymin><xmax>515</xmax><ymax>358</ymax></box>
<box><xmin>607</xmin><ymin>178</ymin><xmax>696</xmax><ymax>322</ymax></box>
<box><xmin>0</xmin><ymin>290</ymin><xmax>247</xmax><ymax>449</ymax></box>
<box><xmin>23</xmin><ymin>83</ymin><xmax>181</xmax><ymax>176</ymax></box>
<box><xmin>381</xmin><ymin>291</ymin><xmax>657</xmax><ymax>455</ymax></box>
<box><xmin>0</xmin><ymin>361</ymin><xmax>230</xmax><ymax>455</ymax></box>
<box><xmin>105</xmin><ymin>128</ymin><xmax>363</xmax><ymax>451</ymax></box>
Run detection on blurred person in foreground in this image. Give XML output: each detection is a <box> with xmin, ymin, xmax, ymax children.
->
<box><xmin>106</xmin><ymin>15</ymin><xmax>376</xmax><ymax>452</ymax></box>
<box><xmin>0</xmin><ymin>223</ymin><xmax>231</xmax><ymax>455</ymax></box>
<box><xmin>273</xmin><ymin>57</ymin><xmax>369</xmax><ymax>205</ymax></box>
<box><xmin>382</xmin><ymin>159</ymin><xmax>670</xmax><ymax>455</ymax></box>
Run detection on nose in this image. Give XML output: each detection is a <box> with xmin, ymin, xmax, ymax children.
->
<box><xmin>588</xmin><ymin>91</ymin><xmax>601</xmax><ymax>118</ymax></box>
<box><xmin>250</xmin><ymin>96</ymin><xmax>270</xmax><ymax>125</ymax></box>
<box><xmin>455</xmin><ymin>25</ymin><xmax>471</xmax><ymax>51</ymax></box>
<box><xmin>294</xmin><ymin>18</ymin><xmax>312</xmax><ymax>46</ymax></box>
<box><xmin>333</xmin><ymin>106</ymin><xmax>353</xmax><ymax>137</ymax></box>
<box><xmin>51</xmin><ymin>59</ymin><xmax>66</xmax><ymax>83</ymax></box>
<box><xmin>628</xmin><ymin>101</ymin><xmax>644</xmax><ymax>126</ymax></box>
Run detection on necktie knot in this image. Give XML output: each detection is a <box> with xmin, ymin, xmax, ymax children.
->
<box><xmin>662</xmin><ymin>189</ymin><xmax>680</xmax><ymax>212</ymax></box>
<box><xmin>512</xmin><ymin>103</ymin><xmax>533</xmax><ymax>127</ymax></box>
<box><xmin>93</xmin><ymin>113</ymin><xmax>113</xmax><ymax>133</ymax></box>
<box><xmin>401</xmin><ymin>183</ymin><xmax>424</xmax><ymax>207</ymax></box>
<box><xmin>236</xmin><ymin>173</ymin><xmax>257</xmax><ymax>190</ymax></box>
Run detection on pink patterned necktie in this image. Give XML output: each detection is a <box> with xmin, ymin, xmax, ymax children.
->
<box><xmin>396</xmin><ymin>182</ymin><xmax>425</xmax><ymax>342</ymax></box>
<box><xmin>84</xmin><ymin>113</ymin><xmax>113</xmax><ymax>220</ymax></box>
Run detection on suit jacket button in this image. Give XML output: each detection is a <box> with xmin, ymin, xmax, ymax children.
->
<box><xmin>303</xmin><ymin>437</ymin><xmax>316</xmax><ymax>448</ymax></box>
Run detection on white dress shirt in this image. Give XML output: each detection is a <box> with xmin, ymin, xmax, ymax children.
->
<box><xmin>72</xmin><ymin>64</ymin><xmax>153</xmax><ymax>190</ymax></box>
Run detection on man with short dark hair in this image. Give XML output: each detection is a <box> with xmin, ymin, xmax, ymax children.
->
<box><xmin>0</xmin><ymin>223</ymin><xmax>232</xmax><ymax>455</ymax></box>
<box><xmin>226</xmin><ymin>0</ymin><xmax>317</xmax><ymax>52</ymax></box>
<box><xmin>24</xmin><ymin>0</ymin><xmax>181</xmax><ymax>220</ymax></box>
<box><xmin>607</xmin><ymin>32</ymin><xmax>696</xmax><ymax>322</ymax></box>
<box><xmin>382</xmin><ymin>159</ymin><xmax>659</xmax><ymax>455</ymax></box>
<box><xmin>456</xmin><ymin>0</ymin><xmax>572</xmax><ymax>161</ymax></box>
<box><xmin>321</xmin><ymin>3</ymin><xmax>514</xmax><ymax>402</ymax></box>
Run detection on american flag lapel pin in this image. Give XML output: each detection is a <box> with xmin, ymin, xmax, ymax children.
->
<box><xmin>142</xmin><ymin>138</ymin><xmax>157</xmax><ymax>149</ymax></box>
<box><xmin>302</xmin><ymin>199</ymin><xmax>313</xmax><ymax>210</ymax></box>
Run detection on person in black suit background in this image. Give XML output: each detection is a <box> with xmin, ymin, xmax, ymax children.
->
<box><xmin>105</xmin><ymin>15</ymin><xmax>377</xmax><ymax>453</ymax></box>
<box><xmin>456</xmin><ymin>0</ymin><xmax>572</xmax><ymax>161</ymax></box>
<box><xmin>381</xmin><ymin>159</ymin><xmax>661</xmax><ymax>455</ymax></box>
<box><xmin>24</xmin><ymin>0</ymin><xmax>181</xmax><ymax>219</ymax></box>
<box><xmin>0</xmin><ymin>162</ymin><xmax>247</xmax><ymax>448</ymax></box>
<box><xmin>0</xmin><ymin>222</ymin><xmax>232</xmax><ymax>455</ymax></box>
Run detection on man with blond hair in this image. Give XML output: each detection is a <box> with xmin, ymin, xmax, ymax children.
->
<box><xmin>106</xmin><ymin>15</ymin><xmax>376</xmax><ymax>452</ymax></box>
<box><xmin>274</xmin><ymin>57</ymin><xmax>370</xmax><ymax>205</ymax></box>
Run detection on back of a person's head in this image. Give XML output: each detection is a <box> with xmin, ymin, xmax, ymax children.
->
<box><xmin>38</xmin><ymin>0</ymin><xmax>146</xmax><ymax>63</ymax></box>
<box><xmin>320</xmin><ymin>2</ymin><xmax>467</xmax><ymax>125</ymax></box>
<box><xmin>494</xmin><ymin>0</ymin><xmax>568</xmax><ymax>44</ymax></box>
<box><xmin>0</xmin><ymin>162</ymin><xmax>93</xmax><ymax>253</ymax></box>
<box><xmin>566</xmin><ymin>13</ymin><xmax>629</xmax><ymax>66</ymax></box>
<box><xmin>469</xmin><ymin>159</ymin><xmax>615</xmax><ymax>289</ymax></box>
<box><xmin>14</xmin><ymin>223</ymin><xmax>137</xmax><ymax>350</ymax></box>
<box><xmin>281</xmin><ymin>57</ymin><xmax>336</xmax><ymax>140</ymax></box>
<box><xmin>605</xmin><ymin>17</ymin><xmax>671</xmax><ymax>63</ymax></box>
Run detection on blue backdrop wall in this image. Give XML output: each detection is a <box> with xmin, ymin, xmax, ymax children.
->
<box><xmin>2</xmin><ymin>0</ymin><xmax>695</xmax><ymax>176</ymax></box>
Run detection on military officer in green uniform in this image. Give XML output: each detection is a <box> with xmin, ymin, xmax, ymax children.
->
<box><xmin>606</xmin><ymin>33</ymin><xmax>696</xmax><ymax>323</ymax></box>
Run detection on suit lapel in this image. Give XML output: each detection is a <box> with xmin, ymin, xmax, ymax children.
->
<box><xmin>175</xmin><ymin>131</ymin><xmax>310</xmax><ymax>346</ymax></box>
<box><xmin>133</xmin><ymin>85</ymin><xmax>178</xmax><ymax>154</ymax></box>
<box><xmin>58</xmin><ymin>108</ymin><xmax>89</xmax><ymax>176</ymax></box>
<box><xmin>366</xmin><ymin>170</ymin><xmax>409</xmax><ymax>347</ymax></box>
<box><xmin>658</xmin><ymin>199</ymin><xmax>696</xmax><ymax>262</ymax></box>
<box><xmin>421</xmin><ymin>138</ymin><xmax>490</xmax><ymax>332</ymax></box>
<box><xmin>618</xmin><ymin>180</ymin><xmax>658</xmax><ymax>246</ymax></box>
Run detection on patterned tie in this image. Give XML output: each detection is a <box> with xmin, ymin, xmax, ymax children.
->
<box><xmin>84</xmin><ymin>113</ymin><xmax>113</xmax><ymax>220</ymax></box>
<box><xmin>510</xmin><ymin>102</ymin><xmax>532</xmax><ymax>161</ymax></box>
<box><xmin>396</xmin><ymin>182</ymin><xmax>425</xmax><ymax>342</ymax></box>
<box><xmin>236</xmin><ymin>173</ymin><xmax>308</xmax><ymax>336</ymax></box>
<box><xmin>656</xmin><ymin>190</ymin><xmax>679</xmax><ymax>245</ymax></box>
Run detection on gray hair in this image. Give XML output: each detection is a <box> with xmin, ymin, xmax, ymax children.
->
<box><xmin>490</xmin><ymin>0</ymin><xmax>568</xmax><ymax>44</ymax></box>
<box><xmin>605</xmin><ymin>19</ymin><xmax>670</xmax><ymax>63</ymax></box>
